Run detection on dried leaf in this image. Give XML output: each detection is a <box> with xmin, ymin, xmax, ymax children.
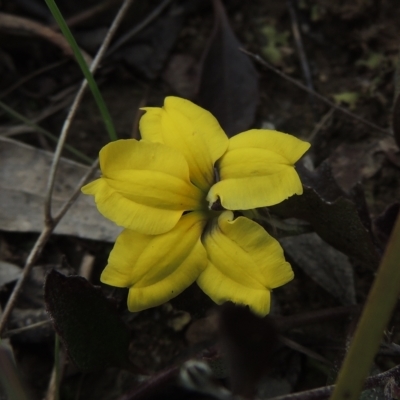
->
<box><xmin>271</xmin><ymin>162</ymin><xmax>381</xmax><ymax>270</ymax></box>
<box><xmin>44</xmin><ymin>270</ymin><xmax>132</xmax><ymax>371</ymax></box>
<box><xmin>0</xmin><ymin>137</ymin><xmax>121</xmax><ymax>241</ymax></box>
<box><xmin>197</xmin><ymin>0</ymin><xmax>259</xmax><ymax>136</ymax></box>
<box><xmin>329</xmin><ymin>140</ymin><xmax>385</xmax><ymax>192</ymax></box>
<box><xmin>280</xmin><ymin>233</ymin><xmax>356</xmax><ymax>305</ymax></box>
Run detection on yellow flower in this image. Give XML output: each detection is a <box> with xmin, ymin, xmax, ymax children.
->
<box><xmin>82</xmin><ymin>97</ymin><xmax>310</xmax><ymax>316</ymax></box>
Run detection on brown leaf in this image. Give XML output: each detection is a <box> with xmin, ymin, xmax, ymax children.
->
<box><xmin>271</xmin><ymin>162</ymin><xmax>381</xmax><ymax>270</ymax></box>
<box><xmin>44</xmin><ymin>270</ymin><xmax>133</xmax><ymax>371</ymax></box>
<box><xmin>280</xmin><ymin>233</ymin><xmax>356</xmax><ymax>305</ymax></box>
<box><xmin>197</xmin><ymin>0</ymin><xmax>259</xmax><ymax>136</ymax></box>
<box><xmin>0</xmin><ymin>137</ymin><xmax>121</xmax><ymax>241</ymax></box>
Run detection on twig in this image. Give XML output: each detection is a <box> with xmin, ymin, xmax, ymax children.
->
<box><xmin>2</xmin><ymin>320</ymin><xmax>51</xmax><ymax>338</ymax></box>
<box><xmin>106</xmin><ymin>0</ymin><xmax>173</xmax><ymax>56</ymax></box>
<box><xmin>44</xmin><ymin>0</ymin><xmax>135</xmax><ymax>225</ymax></box>
<box><xmin>0</xmin><ymin>12</ymin><xmax>91</xmax><ymax>64</ymax></box>
<box><xmin>267</xmin><ymin>363</ymin><xmax>400</xmax><ymax>400</ymax></box>
<box><xmin>78</xmin><ymin>252</ymin><xmax>96</xmax><ymax>280</ymax></box>
<box><xmin>273</xmin><ymin>305</ymin><xmax>361</xmax><ymax>331</ymax></box>
<box><xmin>279</xmin><ymin>336</ymin><xmax>331</xmax><ymax>365</ymax></box>
<box><xmin>0</xmin><ymin>0</ymin><xmax>134</xmax><ymax>338</ymax></box>
<box><xmin>50</xmin><ymin>0</ymin><xmax>122</xmax><ymax>30</ymax></box>
<box><xmin>287</xmin><ymin>0</ymin><xmax>315</xmax><ymax>108</ymax></box>
<box><xmin>307</xmin><ymin>107</ymin><xmax>335</xmax><ymax>142</ymax></box>
<box><xmin>242</xmin><ymin>49</ymin><xmax>392</xmax><ymax>136</ymax></box>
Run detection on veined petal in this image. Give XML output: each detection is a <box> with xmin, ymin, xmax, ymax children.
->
<box><xmin>82</xmin><ymin>139</ymin><xmax>204</xmax><ymax>235</ymax></box>
<box><xmin>140</xmin><ymin>97</ymin><xmax>229</xmax><ymax>191</ymax></box>
<box><xmin>101</xmin><ymin>212</ymin><xmax>209</xmax><ymax>312</ymax></box>
<box><xmin>197</xmin><ymin>211</ymin><xmax>293</xmax><ymax>316</ymax></box>
<box><xmin>207</xmin><ymin>129</ymin><xmax>310</xmax><ymax>210</ymax></box>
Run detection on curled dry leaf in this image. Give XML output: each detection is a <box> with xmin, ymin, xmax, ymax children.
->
<box><xmin>197</xmin><ymin>0</ymin><xmax>259</xmax><ymax>136</ymax></box>
<box><xmin>271</xmin><ymin>162</ymin><xmax>381</xmax><ymax>270</ymax></box>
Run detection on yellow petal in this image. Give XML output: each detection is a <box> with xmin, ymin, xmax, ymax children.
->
<box><xmin>101</xmin><ymin>212</ymin><xmax>209</xmax><ymax>312</ymax></box>
<box><xmin>82</xmin><ymin>139</ymin><xmax>204</xmax><ymax>235</ymax></box>
<box><xmin>140</xmin><ymin>97</ymin><xmax>229</xmax><ymax>191</ymax></box>
<box><xmin>197</xmin><ymin>211</ymin><xmax>293</xmax><ymax>316</ymax></box>
<box><xmin>207</xmin><ymin>129</ymin><xmax>311</xmax><ymax>210</ymax></box>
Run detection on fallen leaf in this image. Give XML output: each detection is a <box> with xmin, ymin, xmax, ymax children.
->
<box><xmin>329</xmin><ymin>140</ymin><xmax>385</xmax><ymax>192</ymax></box>
<box><xmin>197</xmin><ymin>0</ymin><xmax>259</xmax><ymax>136</ymax></box>
<box><xmin>44</xmin><ymin>270</ymin><xmax>133</xmax><ymax>371</ymax></box>
<box><xmin>280</xmin><ymin>233</ymin><xmax>356</xmax><ymax>305</ymax></box>
<box><xmin>0</xmin><ymin>137</ymin><xmax>121</xmax><ymax>242</ymax></box>
<box><xmin>271</xmin><ymin>162</ymin><xmax>381</xmax><ymax>270</ymax></box>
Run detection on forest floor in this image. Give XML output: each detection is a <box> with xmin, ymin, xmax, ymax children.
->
<box><xmin>1</xmin><ymin>1</ymin><xmax>400</xmax><ymax>399</ymax></box>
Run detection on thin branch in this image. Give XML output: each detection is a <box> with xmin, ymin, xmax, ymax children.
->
<box><xmin>50</xmin><ymin>0</ymin><xmax>122</xmax><ymax>30</ymax></box>
<box><xmin>268</xmin><ymin>363</ymin><xmax>400</xmax><ymax>400</ymax></box>
<box><xmin>273</xmin><ymin>305</ymin><xmax>361</xmax><ymax>332</ymax></box>
<box><xmin>106</xmin><ymin>0</ymin><xmax>173</xmax><ymax>56</ymax></box>
<box><xmin>52</xmin><ymin>159</ymin><xmax>100</xmax><ymax>224</ymax></box>
<box><xmin>307</xmin><ymin>107</ymin><xmax>335</xmax><ymax>142</ymax></box>
<box><xmin>287</xmin><ymin>0</ymin><xmax>315</xmax><ymax>108</ymax></box>
<box><xmin>2</xmin><ymin>320</ymin><xmax>51</xmax><ymax>338</ymax></box>
<box><xmin>242</xmin><ymin>49</ymin><xmax>392</xmax><ymax>136</ymax></box>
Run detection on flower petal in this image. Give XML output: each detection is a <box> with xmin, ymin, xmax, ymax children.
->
<box><xmin>197</xmin><ymin>211</ymin><xmax>293</xmax><ymax>316</ymax></box>
<box><xmin>140</xmin><ymin>97</ymin><xmax>229</xmax><ymax>191</ymax></box>
<box><xmin>82</xmin><ymin>139</ymin><xmax>204</xmax><ymax>235</ymax></box>
<box><xmin>101</xmin><ymin>212</ymin><xmax>209</xmax><ymax>312</ymax></box>
<box><xmin>207</xmin><ymin>129</ymin><xmax>311</xmax><ymax>209</ymax></box>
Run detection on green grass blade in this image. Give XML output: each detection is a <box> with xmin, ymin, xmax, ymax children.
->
<box><xmin>44</xmin><ymin>0</ymin><xmax>117</xmax><ymax>141</ymax></box>
<box><xmin>330</xmin><ymin>213</ymin><xmax>400</xmax><ymax>400</ymax></box>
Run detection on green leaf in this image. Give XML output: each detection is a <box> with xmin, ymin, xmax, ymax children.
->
<box><xmin>44</xmin><ymin>270</ymin><xmax>132</xmax><ymax>371</ymax></box>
